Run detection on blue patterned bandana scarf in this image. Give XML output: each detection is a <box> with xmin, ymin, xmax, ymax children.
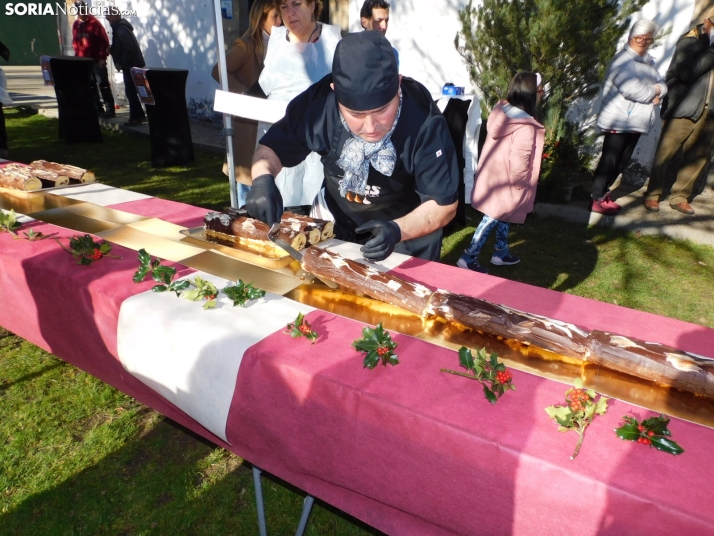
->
<box><xmin>336</xmin><ymin>91</ymin><xmax>402</xmax><ymax>199</ymax></box>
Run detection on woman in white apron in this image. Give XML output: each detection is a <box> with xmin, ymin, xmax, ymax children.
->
<box><xmin>258</xmin><ymin>0</ymin><xmax>341</xmax><ymax>208</ymax></box>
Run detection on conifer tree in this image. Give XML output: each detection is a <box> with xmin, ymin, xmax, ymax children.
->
<box><xmin>455</xmin><ymin>0</ymin><xmax>647</xmax><ymax>117</ymax></box>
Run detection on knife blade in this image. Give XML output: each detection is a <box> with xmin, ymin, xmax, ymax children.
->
<box><xmin>268</xmin><ymin>223</ymin><xmax>338</xmax><ymax>289</ymax></box>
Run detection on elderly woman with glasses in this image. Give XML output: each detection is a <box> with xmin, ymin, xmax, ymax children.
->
<box><xmin>590</xmin><ymin>19</ymin><xmax>667</xmax><ymax>215</ymax></box>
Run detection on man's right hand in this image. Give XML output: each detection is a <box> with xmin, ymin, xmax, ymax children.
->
<box><xmin>245</xmin><ymin>174</ymin><xmax>284</xmax><ymax>226</ymax></box>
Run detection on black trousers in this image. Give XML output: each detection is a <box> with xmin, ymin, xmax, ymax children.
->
<box><xmin>0</xmin><ymin>103</ymin><xmax>6</xmax><ymax>151</ymax></box>
<box><xmin>90</xmin><ymin>61</ymin><xmax>115</xmax><ymax>114</ymax></box>
<box><xmin>592</xmin><ymin>132</ymin><xmax>641</xmax><ymax>200</ymax></box>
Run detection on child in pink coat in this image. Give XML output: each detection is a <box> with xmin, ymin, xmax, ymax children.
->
<box><xmin>458</xmin><ymin>72</ymin><xmax>545</xmax><ymax>274</ymax></box>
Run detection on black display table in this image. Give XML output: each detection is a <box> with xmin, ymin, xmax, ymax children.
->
<box><xmin>50</xmin><ymin>57</ymin><xmax>102</xmax><ymax>144</ymax></box>
<box><xmin>144</xmin><ymin>68</ymin><xmax>194</xmax><ymax>167</ymax></box>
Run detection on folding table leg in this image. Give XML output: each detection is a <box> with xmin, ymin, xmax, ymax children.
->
<box><xmin>295</xmin><ymin>495</ymin><xmax>315</xmax><ymax>536</ymax></box>
<box><xmin>253</xmin><ymin>466</ymin><xmax>267</xmax><ymax>536</ymax></box>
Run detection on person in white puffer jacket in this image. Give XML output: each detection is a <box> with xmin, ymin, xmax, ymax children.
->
<box><xmin>591</xmin><ymin>19</ymin><xmax>667</xmax><ymax>215</ymax></box>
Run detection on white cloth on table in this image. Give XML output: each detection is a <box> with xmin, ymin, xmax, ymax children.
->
<box><xmin>257</xmin><ymin>24</ymin><xmax>341</xmax><ymax>207</ymax></box>
<box><xmin>117</xmin><ymin>270</ymin><xmax>316</xmax><ymax>442</ymax></box>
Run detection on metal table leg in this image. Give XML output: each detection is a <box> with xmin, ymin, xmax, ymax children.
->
<box><xmin>253</xmin><ymin>466</ymin><xmax>267</xmax><ymax>536</ymax></box>
<box><xmin>295</xmin><ymin>494</ymin><xmax>315</xmax><ymax>536</ymax></box>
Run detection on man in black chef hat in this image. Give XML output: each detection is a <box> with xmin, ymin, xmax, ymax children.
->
<box><xmin>247</xmin><ymin>31</ymin><xmax>459</xmax><ymax>262</ymax></box>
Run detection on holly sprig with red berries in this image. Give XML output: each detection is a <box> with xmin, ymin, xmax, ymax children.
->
<box><xmin>182</xmin><ymin>276</ymin><xmax>219</xmax><ymax>310</ymax></box>
<box><xmin>286</xmin><ymin>312</ymin><xmax>319</xmax><ymax>344</ymax></box>
<box><xmin>615</xmin><ymin>414</ymin><xmax>684</xmax><ymax>455</ymax></box>
<box><xmin>55</xmin><ymin>234</ymin><xmax>116</xmax><ymax>265</ymax></box>
<box><xmin>545</xmin><ymin>378</ymin><xmax>609</xmax><ymax>460</ymax></box>
<box><xmin>440</xmin><ymin>346</ymin><xmax>515</xmax><ymax>405</ymax></box>
<box><xmin>352</xmin><ymin>323</ymin><xmax>398</xmax><ymax>369</ymax></box>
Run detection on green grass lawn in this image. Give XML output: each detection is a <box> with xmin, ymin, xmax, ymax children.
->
<box><xmin>2</xmin><ymin>108</ymin><xmax>714</xmax><ymax>535</ymax></box>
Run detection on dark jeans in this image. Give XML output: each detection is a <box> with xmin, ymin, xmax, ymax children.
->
<box><xmin>592</xmin><ymin>132</ymin><xmax>641</xmax><ymax>200</ymax></box>
<box><xmin>122</xmin><ymin>69</ymin><xmax>145</xmax><ymax>119</ymax></box>
<box><xmin>90</xmin><ymin>61</ymin><xmax>115</xmax><ymax>114</ymax></box>
<box><xmin>0</xmin><ymin>103</ymin><xmax>6</xmax><ymax>151</ymax></box>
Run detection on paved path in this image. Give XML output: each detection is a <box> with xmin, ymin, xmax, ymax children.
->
<box><xmin>5</xmin><ymin>66</ymin><xmax>714</xmax><ymax>248</ymax></box>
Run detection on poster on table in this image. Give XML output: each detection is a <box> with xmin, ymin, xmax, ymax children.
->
<box><xmin>130</xmin><ymin>68</ymin><xmax>155</xmax><ymax>105</ymax></box>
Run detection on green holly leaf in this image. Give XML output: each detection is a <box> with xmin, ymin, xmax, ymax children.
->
<box><xmin>546</xmin><ymin>405</ymin><xmax>572</xmax><ymax>423</ymax></box>
<box><xmin>489</xmin><ymin>351</ymin><xmax>499</xmax><ymax>369</ymax></box>
<box><xmin>222</xmin><ymin>280</ymin><xmax>266</xmax><ymax>307</ymax></box>
<box><xmin>483</xmin><ymin>385</ymin><xmax>497</xmax><ymax>405</ymax></box>
<box><xmin>152</xmin><ymin>265</ymin><xmax>176</xmax><ymax>285</ymax></box>
<box><xmin>642</xmin><ymin>414</ymin><xmax>671</xmax><ymax>436</ymax></box>
<box><xmin>167</xmin><ymin>279</ymin><xmax>190</xmax><ymax>296</ymax></box>
<box><xmin>458</xmin><ymin>347</ymin><xmax>474</xmax><ymax>371</ymax></box>
<box><xmin>649</xmin><ymin>435</ymin><xmax>684</xmax><ymax>455</ymax></box>
<box><xmin>363</xmin><ymin>351</ymin><xmax>380</xmax><ymax>370</ymax></box>
<box><xmin>133</xmin><ymin>265</ymin><xmax>151</xmax><ymax>283</ymax></box>
<box><xmin>99</xmin><ymin>242</ymin><xmax>112</xmax><ymax>255</ymax></box>
<box><xmin>387</xmin><ymin>354</ymin><xmax>399</xmax><ymax>367</ymax></box>
<box><xmin>0</xmin><ymin>209</ymin><xmax>20</xmax><ymax>234</ymax></box>
<box><xmin>614</xmin><ymin>422</ymin><xmax>641</xmax><ymax>441</ymax></box>
<box><xmin>594</xmin><ymin>396</ymin><xmax>609</xmax><ymax>415</ymax></box>
<box><xmin>203</xmin><ymin>299</ymin><xmax>217</xmax><ymax>310</ymax></box>
<box><xmin>152</xmin><ymin>284</ymin><xmax>168</xmax><ymax>293</ymax></box>
<box><xmin>183</xmin><ymin>288</ymin><xmax>201</xmax><ymax>301</ymax></box>
<box><xmin>573</xmin><ymin>378</ymin><xmax>583</xmax><ymax>389</ymax></box>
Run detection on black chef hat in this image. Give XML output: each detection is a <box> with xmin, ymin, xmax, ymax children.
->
<box><xmin>332</xmin><ymin>31</ymin><xmax>399</xmax><ymax>111</ymax></box>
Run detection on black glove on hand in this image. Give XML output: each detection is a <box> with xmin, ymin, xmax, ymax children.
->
<box><xmin>245</xmin><ymin>174</ymin><xmax>283</xmax><ymax>226</ymax></box>
<box><xmin>355</xmin><ymin>220</ymin><xmax>401</xmax><ymax>261</ymax></box>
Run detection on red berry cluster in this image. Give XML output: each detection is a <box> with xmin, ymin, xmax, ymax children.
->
<box><xmin>298</xmin><ymin>323</ymin><xmax>312</xmax><ymax>335</ymax></box>
<box><xmin>205</xmin><ymin>294</ymin><xmax>217</xmax><ymax>300</ymax></box>
<box><xmin>88</xmin><ymin>249</ymin><xmax>103</xmax><ymax>260</ymax></box>
<box><xmin>495</xmin><ymin>369</ymin><xmax>512</xmax><ymax>384</ymax></box>
<box><xmin>568</xmin><ymin>388</ymin><xmax>591</xmax><ymax>412</ymax></box>
<box><xmin>376</xmin><ymin>346</ymin><xmax>389</xmax><ymax>356</ymax></box>
<box><xmin>635</xmin><ymin>425</ymin><xmax>655</xmax><ymax>445</ymax></box>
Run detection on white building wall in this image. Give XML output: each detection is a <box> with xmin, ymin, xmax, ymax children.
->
<box><xmin>114</xmin><ymin>0</ymin><xmax>222</xmax><ymax>120</ymax></box>
<box><xmin>348</xmin><ymin>0</ymin><xmax>697</xmax><ymax>178</ymax></box>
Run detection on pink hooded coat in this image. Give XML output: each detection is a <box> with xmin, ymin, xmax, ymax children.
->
<box><xmin>471</xmin><ymin>101</ymin><xmax>545</xmax><ymax>224</ymax></box>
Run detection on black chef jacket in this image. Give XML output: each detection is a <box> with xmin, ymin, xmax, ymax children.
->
<box><xmin>259</xmin><ymin>75</ymin><xmax>459</xmax><ymax>261</ymax></box>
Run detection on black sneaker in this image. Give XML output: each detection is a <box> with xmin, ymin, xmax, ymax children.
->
<box><xmin>490</xmin><ymin>253</ymin><xmax>520</xmax><ymax>266</ymax></box>
<box><xmin>457</xmin><ymin>255</ymin><xmax>489</xmax><ymax>273</ymax></box>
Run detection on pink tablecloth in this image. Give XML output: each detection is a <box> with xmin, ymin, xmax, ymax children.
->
<box><xmin>2</xmin><ymin>195</ymin><xmax>714</xmax><ymax>535</ymax></box>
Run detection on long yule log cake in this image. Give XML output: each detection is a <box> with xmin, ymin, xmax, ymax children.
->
<box><xmin>587</xmin><ymin>331</ymin><xmax>714</xmax><ymax>398</ymax></box>
<box><xmin>204</xmin><ymin>211</ymin><xmax>306</xmax><ymax>254</ymax></box>
<box><xmin>29</xmin><ymin>160</ymin><xmax>96</xmax><ymax>183</ymax></box>
<box><xmin>0</xmin><ymin>164</ymin><xmax>43</xmax><ymax>191</ymax></box>
<box><xmin>303</xmin><ymin>247</ymin><xmax>714</xmax><ymax>397</ymax></box>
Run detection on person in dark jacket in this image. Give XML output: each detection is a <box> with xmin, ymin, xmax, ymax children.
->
<box><xmin>643</xmin><ymin>7</ymin><xmax>714</xmax><ymax>215</ymax></box>
<box><xmin>106</xmin><ymin>7</ymin><xmax>146</xmax><ymax>126</ymax></box>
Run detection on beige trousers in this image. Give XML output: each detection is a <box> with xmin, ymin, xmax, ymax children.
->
<box><xmin>645</xmin><ymin>109</ymin><xmax>714</xmax><ymax>204</ymax></box>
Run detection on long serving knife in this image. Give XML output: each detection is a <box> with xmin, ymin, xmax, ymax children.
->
<box><xmin>268</xmin><ymin>223</ymin><xmax>338</xmax><ymax>289</ymax></box>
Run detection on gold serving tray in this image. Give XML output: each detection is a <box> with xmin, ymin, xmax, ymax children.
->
<box><xmin>180</xmin><ymin>226</ymin><xmax>294</xmax><ymax>270</ymax></box>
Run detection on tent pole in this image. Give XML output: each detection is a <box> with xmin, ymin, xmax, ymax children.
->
<box><xmin>211</xmin><ymin>0</ymin><xmax>238</xmax><ymax>208</ymax></box>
